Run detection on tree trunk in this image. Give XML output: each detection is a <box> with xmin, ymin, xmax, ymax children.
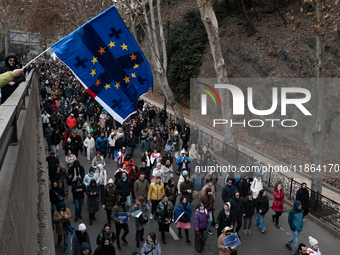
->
<box><xmin>141</xmin><ymin>0</ymin><xmax>184</xmax><ymax>122</ymax></box>
<box><xmin>197</xmin><ymin>0</ymin><xmax>237</xmax><ymax>148</ymax></box>
<box><xmin>311</xmin><ymin>0</ymin><xmax>324</xmax><ymax>194</ymax></box>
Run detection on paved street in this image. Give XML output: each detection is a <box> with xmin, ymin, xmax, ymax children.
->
<box><xmin>52</xmin><ymin>141</ymin><xmax>339</xmax><ymax>255</ymax></box>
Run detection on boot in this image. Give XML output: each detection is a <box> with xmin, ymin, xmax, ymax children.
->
<box><xmin>178</xmin><ymin>228</ymin><xmax>182</xmax><ymax>238</ymax></box>
<box><xmin>185</xmin><ymin>229</ymin><xmax>191</xmax><ymax>243</ymax></box>
<box><xmin>136</xmin><ymin>241</ymin><xmax>140</xmax><ymax>248</ymax></box>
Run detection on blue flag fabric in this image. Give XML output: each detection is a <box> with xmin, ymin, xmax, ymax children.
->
<box><xmin>51</xmin><ymin>6</ymin><xmax>153</xmax><ymax>124</ymax></box>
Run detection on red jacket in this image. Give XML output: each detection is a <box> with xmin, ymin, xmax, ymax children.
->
<box><xmin>272</xmin><ymin>189</ymin><xmax>284</xmax><ymax>212</ymax></box>
<box><xmin>66</xmin><ymin>116</ymin><xmax>76</xmax><ymax>129</ymax></box>
<box><xmin>128</xmin><ymin>166</ymin><xmax>140</xmax><ymax>192</ymax></box>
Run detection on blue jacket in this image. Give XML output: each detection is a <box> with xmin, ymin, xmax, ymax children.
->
<box><xmin>176</xmin><ymin>155</ymin><xmax>191</xmax><ymax>174</ymax></box>
<box><xmin>222</xmin><ymin>184</ymin><xmax>235</xmax><ymax>203</ymax></box>
<box><xmin>95</xmin><ymin>136</ymin><xmax>109</xmax><ymax>152</ymax></box>
<box><xmin>191</xmin><ymin>173</ymin><xmax>204</xmax><ymax>191</ymax></box>
<box><xmin>288</xmin><ymin>200</ymin><xmax>304</xmax><ymax>232</ymax></box>
<box><xmin>175</xmin><ymin>202</ymin><xmax>192</xmax><ymax>222</ymax></box>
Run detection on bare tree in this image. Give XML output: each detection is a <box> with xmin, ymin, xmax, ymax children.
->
<box><xmin>311</xmin><ymin>0</ymin><xmax>324</xmax><ymax>194</ymax></box>
<box><xmin>197</xmin><ymin>0</ymin><xmax>237</xmax><ymax>148</ymax></box>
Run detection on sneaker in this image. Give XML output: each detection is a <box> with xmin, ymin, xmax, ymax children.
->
<box><xmin>286</xmin><ymin>243</ymin><xmax>292</xmax><ymax>251</ymax></box>
<box><xmin>207</xmin><ymin>230</ymin><xmax>212</xmax><ymax>235</ymax></box>
<box><xmin>243</xmin><ymin>229</ymin><xmax>248</xmax><ymax>235</ymax></box>
<box><xmin>150</xmin><ymin>214</ymin><xmax>153</xmax><ymax>219</ymax></box>
<box><xmin>262</xmin><ymin>229</ymin><xmax>266</xmax><ymax>233</ymax></box>
<box><xmin>247</xmin><ymin>230</ymin><xmax>252</xmax><ymax>236</ymax></box>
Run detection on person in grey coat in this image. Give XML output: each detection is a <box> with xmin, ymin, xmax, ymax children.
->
<box><xmin>86</xmin><ymin>179</ymin><xmax>100</xmax><ymax>225</ymax></box>
<box><xmin>141</xmin><ymin>232</ymin><xmax>162</xmax><ymax>255</ymax></box>
<box><xmin>133</xmin><ymin>196</ymin><xmax>150</xmax><ymax>248</ymax></box>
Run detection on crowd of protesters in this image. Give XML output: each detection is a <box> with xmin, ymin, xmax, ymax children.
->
<box><xmin>40</xmin><ymin>59</ymin><xmax>318</xmax><ymax>255</ymax></box>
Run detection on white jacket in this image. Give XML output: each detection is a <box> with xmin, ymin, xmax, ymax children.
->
<box><xmin>108</xmin><ymin>135</ymin><xmax>116</xmax><ymax>147</ymax></box>
<box><xmin>84</xmin><ymin>137</ymin><xmax>95</xmax><ymax>150</ymax></box>
<box><xmin>250</xmin><ymin>178</ymin><xmax>263</xmax><ymax>199</ymax></box>
<box><xmin>95</xmin><ymin>164</ymin><xmax>107</xmax><ymax>186</ymax></box>
<box><xmin>41</xmin><ymin>114</ymin><xmax>50</xmax><ymax>123</ymax></box>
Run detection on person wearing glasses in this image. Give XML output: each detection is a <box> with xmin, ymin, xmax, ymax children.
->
<box><xmin>0</xmin><ymin>54</ymin><xmax>26</xmax><ymax>104</ymax></box>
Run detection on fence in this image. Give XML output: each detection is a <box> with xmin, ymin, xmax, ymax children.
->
<box><xmin>144</xmin><ymin>99</ymin><xmax>340</xmax><ymax>229</ymax></box>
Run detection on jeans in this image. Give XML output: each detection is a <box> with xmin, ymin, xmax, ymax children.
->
<box><xmin>207</xmin><ymin>210</ymin><xmax>213</xmax><ymax>231</ymax></box>
<box><xmin>51</xmin><ymin>144</ymin><xmax>59</xmax><ymax>156</ymax></box>
<box><xmin>86</xmin><ymin>148</ymin><xmax>93</xmax><ymax>161</ymax></box>
<box><xmin>243</xmin><ymin>216</ymin><xmax>253</xmax><ymax>229</ymax></box>
<box><xmin>256</xmin><ymin>212</ymin><xmax>266</xmax><ymax>231</ymax></box>
<box><xmin>57</xmin><ymin>233</ymin><xmax>69</xmax><ymax>252</ymax></box>
<box><xmin>46</xmin><ymin>137</ymin><xmax>52</xmax><ymax>150</ymax></box>
<box><xmin>286</xmin><ymin>230</ymin><xmax>300</xmax><ymax>254</ymax></box>
<box><xmin>74</xmin><ymin>198</ymin><xmax>84</xmax><ymax>218</ymax></box>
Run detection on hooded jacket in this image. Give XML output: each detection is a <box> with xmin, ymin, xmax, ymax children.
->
<box><xmin>255</xmin><ymin>193</ymin><xmax>269</xmax><ymax>215</ymax></box>
<box><xmin>288</xmin><ymin>200</ymin><xmax>304</xmax><ymax>232</ymax></box>
<box><xmin>83</xmin><ymin>169</ymin><xmax>99</xmax><ymax>186</ymax></box>
<box><xmin>95</xmin><ymin>164</ymin><xmax>108</xmax><ymax>186</ymax></box>
<box><xmin>49</xmin><ymin>181</ymin><xmax>65</xmax><ymax>205</ymax></box>
<box><xmin>72</xmin><ymin>177</ymin><xmax>86</xmax><ymax>200</ymax></box>
<box><xmin>194</xmin><ymin>205</ymin><xmax>208</xmax><ymax>231</ymax></box>
<box><xmin>0</xmin><ymin>54</ymin><xmax>25</xmax><ymax>103</ymax></box>
<box><xmin>180</xmin><ymin>174</ymin><xmax>194</xmax><ymax>202</ymax></box>
<box><xmin>296</xmin><ymin>182</ymin><xmax>309</xmax><ymax>210</ymax></box>
<box><xmin>94</xmin><ymin>234</ymin><xmax>115</xmax><ymax>255</ymax></box>
<box><xmin>229</xmin><ymin>191</ymin><xmax>245</xmax><ymax>222</ymax></box>
<box><xmin>68</xmin><ymin>160</ymin><xmax>85</xmax><ymax>181</ymax></box>
<box><xmin>199</xmin><ymin>189</ymin><xmax>215</xmax><ymax>212</ymax></box>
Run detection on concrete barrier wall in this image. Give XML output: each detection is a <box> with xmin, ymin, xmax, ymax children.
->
<box><xmin>0</xmin><ymin>70</ymin><xmax>55</xmax><ymax>255</ymax></box>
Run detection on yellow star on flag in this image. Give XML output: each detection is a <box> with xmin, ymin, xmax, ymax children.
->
<box><xmin>95</xmin><ymin>79</ymin><xmax>101</xmax><ymax>86</ymax></box>
<box><xmin>120</xmin><ymin>43</ymin><xmax>128</xmax><ymax>50</ymax></box>
<box><xmin>123</xmin><ymin>76</ymin><xmax>130</xmax><ymax>83</ymax></box>
<box><xmin>108</xmin><ymin>41</ymin><xmax>116</xmax><ymax>48</ymax></box>
<box><xmin>91</xmin><ymin>56</ymin><xmax>98</xmax><ymax>65</ymax></box>
<box><xmin>104</xmin><ymin>83</ymin><xmax>111</xmax><ymax>90</ymax></box>
<box><xmin>131</xmin><ymin>73</ymin><xmax>136</xmax><ymax>78</ymax></box>
<box><xmin>98</xmin><ymin>46</ymin><xmax>106</xmax><ymax>55</ymax></box>
<box><xmin>115</xmin><ymin>82</ymin><xmax>121</xmax><ymax>89</ymax></box>
<box><xmin>90</xmin><ymin>69</ymin><xmax>96</xmax><ymax>77</ymax></box>
<box><xmin>129</xmin><ymin>53</ymin><xmax>137</xmax><ymax>60</ymax></box>
<box><xmin>133</xmin><ymin>63</ymin><xmax>139</xmax><ymax>69</ymax></box>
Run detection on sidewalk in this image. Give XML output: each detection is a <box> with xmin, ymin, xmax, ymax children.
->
<box><xmin>142</xmin><ymin>95</ymin><xmax>340</xmax><ymax>204</ymax></box>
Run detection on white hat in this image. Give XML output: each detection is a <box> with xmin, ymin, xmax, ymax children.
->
<box><xmin>181</xmin><ymin>150</ymin><xmax>185</xmax><ymax>154</ymax></box>
<box><xmin>78</xmin><ymin>223</ymin><xmax>86</xmax><ymax>231</ymax></box>
<box><xmin>175</xmin><ymin>131</ymin><xmax>178</xmax><ymax>135</ymax></box>
<box><xmin>111</xmin><ymin>132</ymin><xmax>115</xmax><ymax>136</ymax></box>
<box><xmin>108</xmin><ymin>178</ymin><xmax>114</xmax><ymax>184</ymax></box>
<box><xmin>308</xmin><ymin>236</ymin><xmax>318</xmax><ymax>246</ymax></box>
<box><xmin>67</xmin><ymin>138</ymin><xmax>71</xmax><ymax>142</ymax></box>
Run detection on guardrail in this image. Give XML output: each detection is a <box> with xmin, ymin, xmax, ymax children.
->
<box><xmin>0</xmin><ymin>69</ymin><xmax>36</xmax><ymax>170</ymax></box>
<box><xmin>145</xmin><ymin>99</ymin><xmax>340</xmax><ymax>229</ymax></box>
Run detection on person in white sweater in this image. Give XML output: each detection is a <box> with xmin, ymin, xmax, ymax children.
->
<box><xmin>84</xmin><ymin>133</ymin><xmax>95</xmax><ymax>164</ymax></box>
<box><xmin>250</xmin><ymin>174</ymin><xmax>263</xmax><ymax>199</ymax></box>
<box><xmin>108</xmin><ymin>132</ymin><xmax>116</xmax><ymax>159</ymax></box>
<box><xmin>95</xmin><ymin>164</ymin><xmax>107</xmax><ymax>201</ymax></box>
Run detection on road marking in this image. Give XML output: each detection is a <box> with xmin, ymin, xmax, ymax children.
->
<box><xmin>170</xmin><ymin>226</ymin><xmax>179</xmax><ymax>240</ymax></box>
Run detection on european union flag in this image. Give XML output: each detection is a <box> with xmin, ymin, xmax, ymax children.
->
<box><xmin>51</xmin><ymin>6</ymin><xmax>153</xmax><ymax>124</ymax></box>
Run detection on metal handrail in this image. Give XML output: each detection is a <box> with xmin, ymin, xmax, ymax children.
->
<box><xmin>0</xmin><ymin>69</ymin><xmax>36</xmax><ymax>170</ymax></box>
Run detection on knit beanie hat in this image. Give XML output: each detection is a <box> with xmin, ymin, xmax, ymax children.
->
<box><xmin>182</xmin><ymin>170</ymin><xmax>188</xmax><ymax>177</ymax></box>
<box><xmin>58</xmin><ymin>201</ymin><xmax>66</xmax><ymax>209</ymax></box>
<box><xmin>80</xmin><ymin>242</ymin><xmax>90</xmax><ymax>251</ymax></box>
<box><xmin>120</xmin><ymin>196</ymin><xmax>127</xmax><ymax>203</ymax></box>
<box><xmin>132</xmin><ymin>252</ymin><xmax>140</xmax><ymax>255</ymax></box>
<box><xmin>309</xmin><ymin>236</ymin><xmax>318</xmax><ymax>246</ymax></box>
<box><xmin>78</xmin><ymin>223</ymin><xmax>86</xmax><ymax>231</ymax></box>
<box><xmin>108</xmin><ymin>178</ymin><xmax>114</xmax><ymax>184</ymax></box>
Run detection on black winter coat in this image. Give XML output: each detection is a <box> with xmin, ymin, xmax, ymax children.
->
<box><xmin>72</xmin><ymin>183</ymin><xmax>86</xmax><ymax>200</ymax></box>
<box><xmin>216</xmin><ymin>209</ymin><xmax>233</xmax><ymax>237</ymax></box>
<box><xmin>237</xmin><ymin>179</ymin><xmax>249</xmax><ymax>199</ymax></box>
<box><xmin>116</xmin><ymin>178</ymin><xmax>133</xmax><ymax>197</ymax></box>
<box><xmin>103</xmin><ymin>186</ymin><xmax>118</xmax><ymax>211</ymax></box>
<box><xmin>68</xmin><ymin>161</ymin><xmax>85</xmax><ymax>181</ymax></box>
<box><xmin>49</xmin><ymin>185</ymin><xmax>65</xmax><ymax>205</ymax></box>
<box><xmin>296</xmin><ymin>185</ymin><xmax>309</xmax><ymax>210</ymax></box>
<box><xmin>229</xmin><ymin>194</ymin><xmax>245</xmax><ymax>222</ymax></box>
<box><xmin>255</xmin><ymin>195</ymin><xmax>269</xmax><ymax>215</ymax></box>
<box><xmin>180</xmin><ymin>180</ymin><xmax>194</xmax><ymax>202</ymax></box>
<box><xmin>243</xmin><ymin>198</ymin><xmax>255</xmax><ymax>218</ymax></box>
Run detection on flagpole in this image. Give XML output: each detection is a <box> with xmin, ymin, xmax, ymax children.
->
<box><xmin>22</xmin><ymin>47</ymin><xmax>52</xmax><ymax>70</ymax></box>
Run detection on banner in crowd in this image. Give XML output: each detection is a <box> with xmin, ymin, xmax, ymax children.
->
<box><xmin>51</xmin><ymin>6</ymin><xmax>153</xmax><ymax>123</ymax></box>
